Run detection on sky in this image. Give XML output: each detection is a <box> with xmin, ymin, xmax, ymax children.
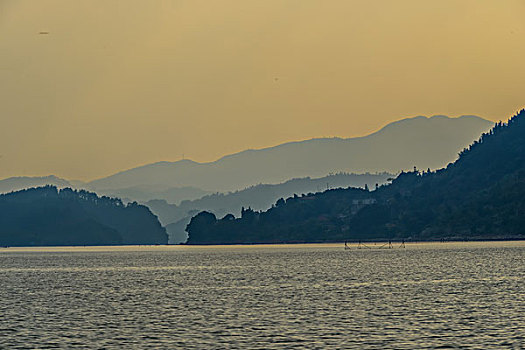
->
<box><xmin>1</xmin><ymin>0</ymin><xmax>524</xmax><ymax>181</ymax></box>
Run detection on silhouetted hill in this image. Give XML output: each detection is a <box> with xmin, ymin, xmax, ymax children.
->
<box><xmin>0</xmin><ymin>175</ymin><xmax>71</xmax><ymax>194</ymax></box>
<box><xmin>88</xmin><ymin>115</ymin><xmax>492</xmax><ymax>194</ymax></box>
<box><xmin>146</xmin><ymin>172</ymin><xmax>391</xmax><ymax>243</ymax></box>
<box><xmin>360</xmin><ymin>111</ymin><xmax>525</xmax><ymax>240</ymax></box>
<box><xmin>0</xmin><ymin>186</ymin><xmax>167</xmax><ymax>246</ymax></box>
<box><xmin>186</xmin><ymin>110</ymin><xmax>525</xmax><ymax>244</ymax></box>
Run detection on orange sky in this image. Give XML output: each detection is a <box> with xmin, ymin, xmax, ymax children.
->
<box><xmin>1</xmin><ymin>0</ymin><xmax>524</xmax><ymax>180</ymax></box>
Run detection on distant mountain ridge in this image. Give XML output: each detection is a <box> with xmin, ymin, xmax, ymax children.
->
<box><xmin>145</xmin><ymin>172</ymin><xmax>392</xmax><ymax>243</ymax></box>
<box><xmin>95</xmin><ymin>185</ymin><xmax>211</xmax><ymax>205</ymax></box>
<box><xmin>147</xmin><ymin>172</ymin><xmax>392</xmax><ymax>225</ymax></box>
<box><xmin>87</xmin><ymin>115</ymin><xmax>493</xmax><ymax>193</ymax></box>
<box><xmin>0</xmin><ymin>175</ymin><xmax>210</xmax><ymax>207</ymax></box>
<box><xmin>0</xmin><ymin>175</ymin><xmax>71</xmax><ymax>194</ymax></box>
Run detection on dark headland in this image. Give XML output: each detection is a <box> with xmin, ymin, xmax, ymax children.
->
<box><xmin>186</xmin><ymin>110</ymin><xmax>525</xmax><ymax>244</ymax></box>
<box><xmin>0</xmin><ymin>186</ymin><xmax>167</xmax><ymax>246</ymax></box>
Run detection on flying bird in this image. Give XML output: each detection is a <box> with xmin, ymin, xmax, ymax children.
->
<box><xmin>39</xmin><ymin>31</ymin><xmax>49</xmax><ymax>35</ymax></box>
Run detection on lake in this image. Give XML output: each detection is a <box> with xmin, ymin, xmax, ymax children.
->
<box><xmin>1</xmin><ymin>242</ymin><xmax>524</xmax><ymax>349</ymax></box>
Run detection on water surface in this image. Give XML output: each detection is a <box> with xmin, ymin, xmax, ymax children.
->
<box><xmin>1</xmin><ymin>242</ymin><xmax>524</xmax><ymax>349</ymax></box>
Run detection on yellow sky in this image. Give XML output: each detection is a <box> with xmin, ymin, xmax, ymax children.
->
<box><xmin>1</xmin><ymin>0</ymin><xmax>524</xmax><ymax>180</ymax></box>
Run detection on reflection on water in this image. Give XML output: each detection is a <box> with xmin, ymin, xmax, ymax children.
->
<box><xmin>1</xmin><ymin>242</ymin><xmax>524</xmax><ymax>349</ymax></box>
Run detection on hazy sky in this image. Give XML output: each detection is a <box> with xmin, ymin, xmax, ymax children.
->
<box><xmin>1</xmin><ymin>1</ymin><xmax>524</xmax><ymax>180</ymax></box>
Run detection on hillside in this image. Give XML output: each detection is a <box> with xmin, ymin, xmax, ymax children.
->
<box><xmin>0</xmin><ymin>186</ymin><xmax>167</xmax><ymax>246</ymax></box>
<box><xmin>88</xmin><ymin>115</ymin><xmax>492</xmax><ymax>195</ymax></box>
<box><xmin>146</xmin><ymin>172</ymin><xmax>391</xmax><ymax>243</ymax></box>
<box><xmin>186</xmin><ymin>110</ymin><xmax>525</xmax><ymax>244</ymax></box>
<box><xmin>360</xmin><ymin>112</ymin><xmax>525</xmax><ymax>240</ymax></box>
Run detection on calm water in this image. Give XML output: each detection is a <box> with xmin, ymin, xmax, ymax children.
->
<box><xmin>0</xmin><ymin>242</ymin><xmax>524</xmax><ymax>349</ymax></box>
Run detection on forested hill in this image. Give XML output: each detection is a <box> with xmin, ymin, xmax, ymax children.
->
<box><xmin>0</xmin><ymin>186</ymin><xmax>168</xmax><ymax>246</ymax></box>
<box><xmin>186</xmin><ymin>110</ymin><xmax>525</xmax><ymax>244</ymax></box>
<box><xmin>362</xmin><ymin>109</ymin><xmax>525</xmax><ymax>240</ymax></box>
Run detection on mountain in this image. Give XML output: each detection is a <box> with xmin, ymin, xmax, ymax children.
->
<box><xmin>0</xmin><ymin>175</ymin><xmax>71</xmax><ymax>194</ymax></box>
<box><xmin>146</xmin><ymin>172</ymin><xmax>392</xmax><ymax>243</ymax></box>
<box><xmin>95</xmin><ymin>185</ymin><xmax>210</xmax><ymax>204</ymax></box>
<box><xmin>87</xmin><ymin>115</ymin><xmax>493</xmax><ymax>195</ymax></box>
<box><xmin>186</xmin><ymin>110</ymin><xmax>525</xmax><ymax>244</ymax></box>
<box><xmin>0</xmin><ymin>186</ymin><xmax>167</xmax><ymax>246</ymax></box>
<box><xmin>0</xmin><ymin>176</ymin><xmax>210</xmax><ymax>206</ymax></box>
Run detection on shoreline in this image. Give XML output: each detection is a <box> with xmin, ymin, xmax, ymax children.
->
<box><xmin>1</xmin><ymin>239</ymin><xmax>525</xmax><ymax>252</ymax></box>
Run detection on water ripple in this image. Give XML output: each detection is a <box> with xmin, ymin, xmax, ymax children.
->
<box><xmin>0</xmin><ymin>242</ymin><xmax>524</xmax><ymax>349</ymax></box>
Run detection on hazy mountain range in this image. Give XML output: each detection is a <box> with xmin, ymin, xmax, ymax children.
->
<box><xmin>92</xmin><ymin>185</ymin><xmax>211</xmax><ymax>205</ymax></box>
<box><xmin>2</xmin><ymin>115</ymin><xmax>492</xmax><ymax>205</ymax></box>
<box><xmin>0</xmin><ymin>113</ymin><xmax>497</xmax><ymax>245</ymax></box>
<box><xmin>0</xmin><ymin>176</ymin><xmax>209</xmax><ymax>205</ymax></box>
<box><xmin>0</xmin><ymin>175</ymin><xmax>71</xmax><ymax>194</ymax></box>
<box><xmin>148</xmin><ymin>172</ymin><xmax>392</xmax><ymax>224</ymax></box>
<box><xmin>147</xmin><ymin>172</ymin><xmax>392</xmax><ymax>243</ymax></box>
<box><xmin>0</xmin><ymin>114</ymin><xmax>493</xmax><ymax>233</ymax></box>
<box><xmin>87</xmin><ymin>115</ymin><xmax>493</xmax><ymax>195</ymax></box>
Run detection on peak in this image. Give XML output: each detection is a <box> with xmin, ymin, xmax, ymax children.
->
<box><xmin>140</xmin><ymin>159</ymin><xmax>200</xmax><ymax>168</ymax></box>
<box><xmin>42</xmin><ymin>175</ymin><xmax>62</xmax><ymax>180</ymax></box>
<box><xmin>429</xmin><ymin>115</ymin><xmax>489</xmax><ymax>122</ymax></box>
<box><xmin>456</xmin><ymin>115</ymin><xmax>488</xmax><ymax>121</ymax></box>
<box><xmin>369</xmin><ymin>114</ymin><xmax>491</xmax><ymax>137</ymax></box>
